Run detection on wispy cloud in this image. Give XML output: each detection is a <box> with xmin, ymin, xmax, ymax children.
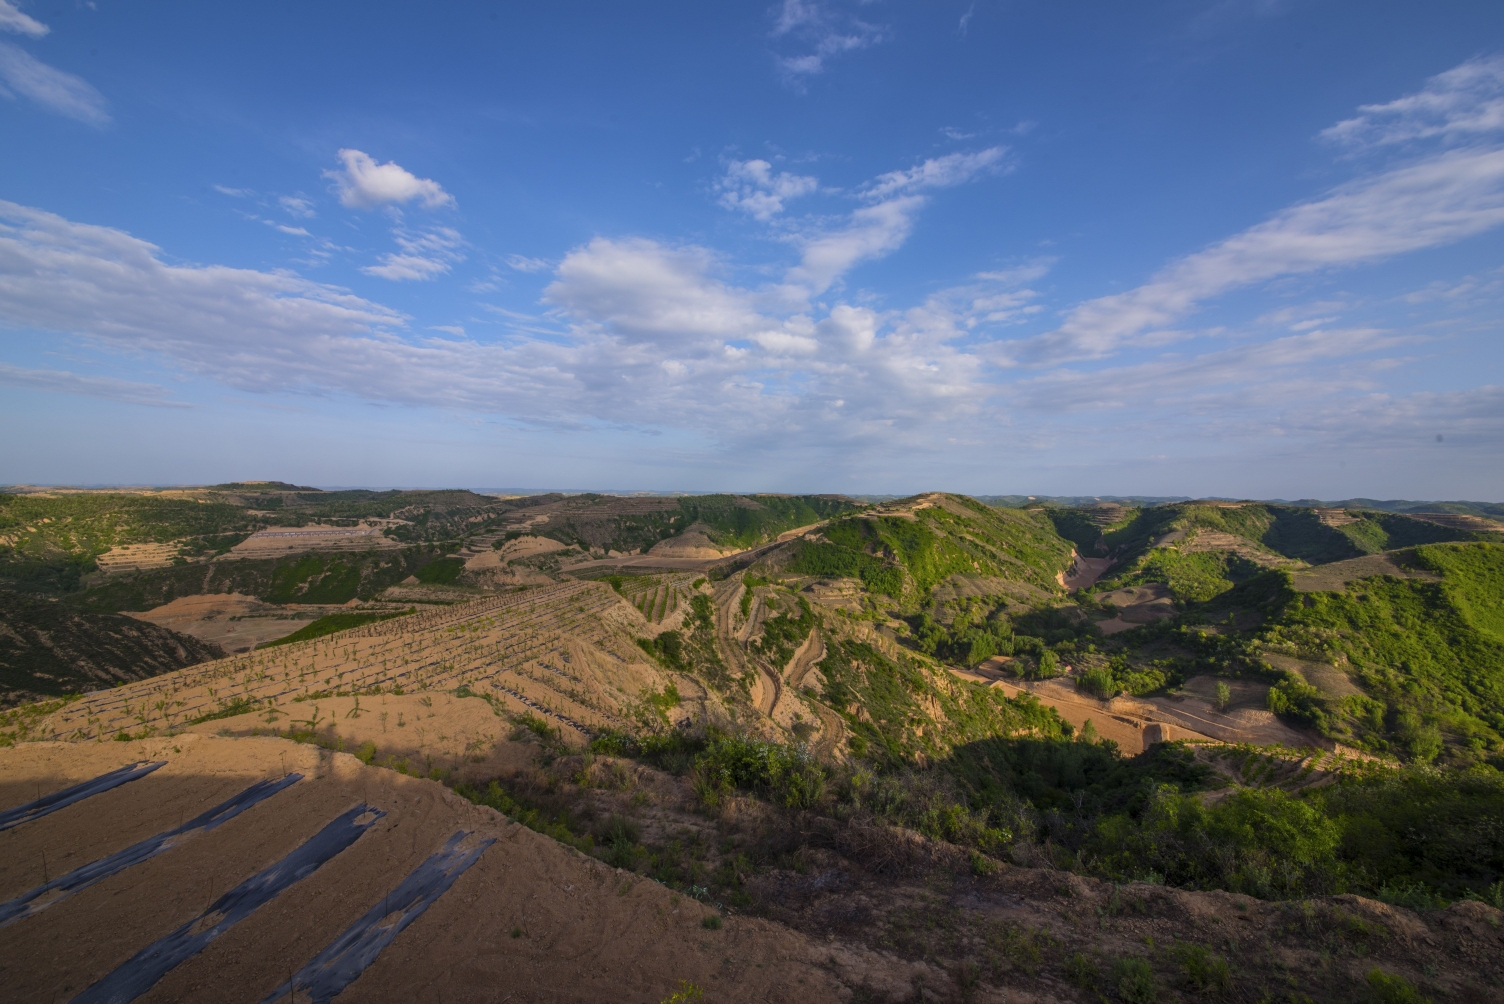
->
<box><xmin>324</xmin><ymin>149</ymin><xmax>455</xmax><ymax>210</ymax></box>
<box><xmin>362</xmin><ymin>226</ymin><xmax>465</xmax><ymax>281</ymax></box>
<box><xmin>505</xmin><ymin>254</ymin><xmax>550</xmax><ymax>273</ymax></box>
<box><xmin>1008</xmin><ymin>145</ymin><xmax>1504</xmax><ymax>364</ymax></box>
<box><xmin>776</xmin><ymin>149</ymin><xmax>1010</xmax><ymax>298</ymax></box>
<box><xmin>1322</xmin><ymin>55</ymin><xmax>1504</xmax><ymax>150</ymax></box>
<box><xmin>862</xmin><ymin>147</ymin><xmax>1008</xmax><ymax>200</ymax></box>
<box><xmin>0</xmin><ymin>0</ymin><xmax>48</xmax><ymax>37</ymax></box>
<box><xmin>0</xmin><ymin>41</ymin><xmax>109</xmax><ymax>126</ymax></box>
<box><xmin>771</xmin><ymin>0</ymin><xmax>884</xmax><ymax>84</ymax></box>
<box><xmin>279</xmin><ymin>195</ymin><xmax>316</xmax><ymax>218</ymax></box>
<box><xmin>0</xmin><ymin>363</ymin><xmax>188</xmax><ymax>407</ymax></box>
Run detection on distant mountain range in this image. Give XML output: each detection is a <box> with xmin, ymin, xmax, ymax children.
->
<box><xmin>978</xmin><ymin>495</ymin><xmax>1504</xmax><ymax>519</ymax></box>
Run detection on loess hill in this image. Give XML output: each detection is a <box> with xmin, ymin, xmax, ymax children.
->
<box><xmin>2</xmin><ymin>486</ymin><xmax>1504</xmax><ymax>1001</ymax></box>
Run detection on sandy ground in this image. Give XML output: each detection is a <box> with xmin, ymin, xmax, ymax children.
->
<box><xmin>0</xmin><ymin>736</ymin><xmax>849</xmax><ymax>1003</ymax></box>
<box><xmin>1262</xmin><ymin>653</ymin><xmax>1365</xmax><ymax>698</ymax></box>
<box><xmin>127</xmin><ymin>593</ymin><xmax>353</xmax><ymax>653</ymax></box>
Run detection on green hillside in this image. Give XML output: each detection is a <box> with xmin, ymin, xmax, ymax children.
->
<box><xmin>1056</xmin><ymin>502</ymin><xmax>1491</xmax><ymax>604</ymax></box>
<box><xmin>524</xmin><ymin>493</ymin><xmax>861</xmax><ymax>555</ymax></box>
<box><xmin>1255</xmin><ymin>543</ymin><xmax>1504</xmax><ymax>760</ymax></box>
<box><xmin>780</xmin><ymin>494</ymin><xmax>1072</xmax><ymax>606</ymax></box>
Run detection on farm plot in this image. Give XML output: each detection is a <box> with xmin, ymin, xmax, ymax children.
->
<box><xmin>35</xmin><ymin>581</ymin><xmax>664</xmax><ymax>746</ymax></box>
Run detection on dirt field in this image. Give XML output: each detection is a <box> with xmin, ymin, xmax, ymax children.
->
<box><xmin>1289</xmin><ymin>550</ymin><xmax>1440</xmax><ymax>592</ymax></box>
<box><xmin>223</xmin><ymin>524</ymin><xmax>403</xmax><ymax>559</ymax></box>
<box><xmin>1092</xmin><ymin>583</ymin><xmax>1177</xmax><ymax>636</ymax></box>
<box><xmin>127</xmin><ymin>593</ymin><xmax>359</xmax><ymax>653</ymax></box>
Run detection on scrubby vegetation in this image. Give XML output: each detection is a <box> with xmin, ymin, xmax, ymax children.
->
<box><xmin>0</xmin><ymin>590</ymin><xmax>222</xmax><ymax>706</ymax></box>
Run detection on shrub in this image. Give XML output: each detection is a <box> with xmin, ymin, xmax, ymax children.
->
<box><xmin>1078</xmin><ymin>666</ymin><xmax>1118</xmax><ymax>699</ymax></box>
<box><xmin>1366</xmin><ymin>969</ymin><xmax>1431</xmax><ymax>1004</ymax></box>
<box><xmin>692</xmin><ymin>733</ymin><xmax>827</xmax><ymax>809</ymax></box>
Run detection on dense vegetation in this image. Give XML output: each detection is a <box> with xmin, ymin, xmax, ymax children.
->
<box><xmin>678</xmin><ymin>494</ymin><xmax>858</xmax><ymax>549</ymax></box>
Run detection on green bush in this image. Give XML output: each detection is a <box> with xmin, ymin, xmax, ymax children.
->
<box><xmin>1087</xmin><ymin>786</ymin><xmax>1345</xmax><ymax>898</ymax></box>
<box><xmin>1110</xmin><ymin>956</ymin><xmax>1156</xmax><ymax>1004</ymax></box>
<box><xmin>1078</xmin><ymin>666</ymin><xmax>1117</xmax><ymax>699</ymax></box>
<box><xmin>1173</xmin><ymin>942</ymin><xmax>1231</xmax><ymax>992</ymax></box>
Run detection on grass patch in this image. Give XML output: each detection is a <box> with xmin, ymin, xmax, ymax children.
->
<box><xmin>257</xmin><ymin>608</ymin><xmax>414</xmax><ymax>649</ymax></box>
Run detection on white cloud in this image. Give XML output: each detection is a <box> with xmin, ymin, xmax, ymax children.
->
<box><xmin>213</xmin><ymin>185</ymin><xmax>251</xmax><ymax>197</ymax></box>
<box><xmin>1322</xmin><ymin>55</ymin><xmax>1504</xmax><ymax>150</ymax></box>
<box><xmin>1010</xmin><ymin>145</ymin><xmax>1504</xmax><ymax>364</ymax></box>
<box><xmin>0</xmin><ymin>41</ymin><xmax>108</xmax><ymax>126</ymax></box>
<box><xmin>4</xmin><ymin>196</ymin><xmax>1498</xmax><ymax>481</ymax></box>
<box><xmin>771</xmin><ymin>0</ymin><xmax>884</xmax><ymax>82</ymax></box>
<box><xmin>0</xmin><ymin>200</ymin><xmax>407</xmax><ymax>389</ymax></box>
<box><xmin>505</xmin><ymin>254</ymin><xmax>550</xmax><ymax>273</ymax></box>
<box><xmin>362</xmin><ymin>254</ymin><xmax>451</xmax><ymax>281</ymax></box>
<box><xmin>0</xmin><ymin>1</ymin><xmax>47</xmax><ymax>37</ymax></box>
<box><xmin>1011</xmin><ymin>327</ymin><xmax>1403</xmax><ymax>412</ymax></box>
<box><xmin>716</xmin><ymin>159</ymin><xmax>819</xmax><ymax>220</ymax></box>
<box><xmin>862</xmin><ymin>147</ymin><xmax>1008</xmax><ymax>199</ymax></box>
<box><xmin>0</xmin><ymin>363</ymin><xmax>188</xmax><ymax>407</ymax></box>
<box><xmin>273</xmin><ymin>224</ymin><xmax>310</xmax><ymax>237</ymax></box>
<box><xmin>279</xmin><ymin>195</ymin><xmax>316</xmax><ymax>218</ymax></box>
<box><xmin>324</xmin><ymin>149</ymin><xmax>455</xmax><ymax>210</ymax></box>
<box><xmin>544</xmin><ymin>238</ymin><xmax>762</xmax><ymax>343</ymax></box>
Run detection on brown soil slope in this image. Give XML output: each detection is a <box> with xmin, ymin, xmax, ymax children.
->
<box><xmin>0</xmin><ymin>736</ymin><xmax>845</xmax><ymax>1003</ymax></box>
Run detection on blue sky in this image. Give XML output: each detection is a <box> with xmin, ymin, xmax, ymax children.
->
<box><xmin>2</xmin><ymin>1</ymin><xmax>1503</xmax><ymax>498</ymax></box>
